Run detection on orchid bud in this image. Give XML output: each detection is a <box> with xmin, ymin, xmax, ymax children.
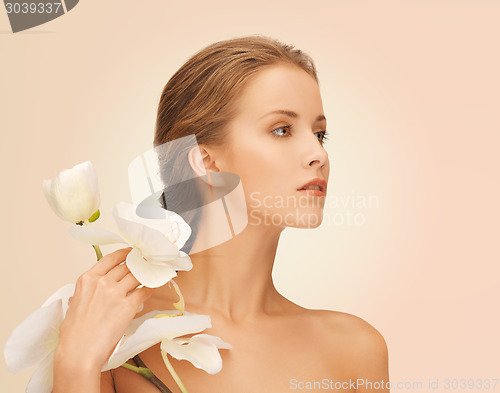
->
<box><xmin>42</xmin><ymin>161</ymin><xmax>100</xmax><ymax>224</ymax></box>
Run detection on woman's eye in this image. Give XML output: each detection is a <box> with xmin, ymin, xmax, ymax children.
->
<box><xmin>271</xmin><ymin>125</ymin><xmax>291</xmax><ymax>137</ymax></box>
<box><xmin>315</xmin><ymin>130</ymin><xmax>329</xmax><ymax>144</ymax></box>
<box><xmin>271</xmin><ymin>126</ymin><xmax>329</xmax><ymax>144</ymax></box>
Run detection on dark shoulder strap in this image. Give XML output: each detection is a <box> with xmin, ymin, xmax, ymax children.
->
<box><xmin>132</xmin><ymin>355</ymin><xmax>174</xmax><ymax>393</ymax></box>
<box><xmin>109</xmin><ymin>369</ymin><xmax>118</xmax><ymax>393</ymax></box>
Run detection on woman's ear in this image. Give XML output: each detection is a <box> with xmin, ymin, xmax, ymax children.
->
<box><xmin>188</xmin><ymin>145</ymin><xmax>219</xmax><ymax>178</ymax></box>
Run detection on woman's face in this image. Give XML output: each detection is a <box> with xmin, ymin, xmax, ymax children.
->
<box><xmin>217</xmin><ymin>63</ymin><xmax>330</xmax><ymax>229</ymax></box>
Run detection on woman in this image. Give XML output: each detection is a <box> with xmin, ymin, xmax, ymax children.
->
<box><xmin>53</xmin><ymin>35</ymin><xmax>389</xmax><ymax>393</ymax></box>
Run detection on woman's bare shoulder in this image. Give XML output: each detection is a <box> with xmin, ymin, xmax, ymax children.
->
<box><xmin>306</xmin><ymin>308</ymin><xmax>388</xmax><ymax>352</ymax></box>
<box><xmin>309</xmin><ymin>309</ymin><xmax>389</xmax><ymax>381</ymax></box>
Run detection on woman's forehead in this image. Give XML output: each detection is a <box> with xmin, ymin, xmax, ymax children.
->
<box><xmin>233</xmin><ymin>65</ymin><xmax>323</xmax><ymax>121</ymax></box>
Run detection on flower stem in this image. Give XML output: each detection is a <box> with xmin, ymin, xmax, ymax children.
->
<box><xmin>83</xmin><ymin>219</ymin><xmax>103</xmax><ymax>261</ymax></box>
<box><xmin>92</xmin><ymin>244</ymin><xmax>103</xmax><ymax>261</ymax></box>
<box><xmin>169</xmin><ymin>279</ymin><xmax>185</xmax><ymax>315</ymax></box>
<box><xmin>122</xmin><ymin>357</ymin><xmax>174</xmax><ymax>393</ymax></box>
<box><xmin>121</xmin><ymin>362</ymin><xmax>153</xmax><ymax>379</ymax></box>
<box><xmin>161</xmin><ymin>351</ymin><xmax>189</xmax><ymax>393</ymax></box>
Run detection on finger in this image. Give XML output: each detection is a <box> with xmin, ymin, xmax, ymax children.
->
<box><xmin>118</xmin><ymin>272</ymin><xmax>141</xmax><ymax>293</ymax></box>
<box><xmin>106</xmin><ymin>263</ymin><xmax>131</xmax><ymax>282</ymax></box>
<box><xmin>90</xmin><ymin>247</ymin><xmax>133</xmax><ymax>276</ymax></box>
<box><xmin>128</xmin><ymin>286</ymin><xmax>155</xmax><ymax>306</ymax></box>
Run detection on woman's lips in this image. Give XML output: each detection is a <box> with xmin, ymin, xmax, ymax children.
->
<box><xmin>297</xmin><ymin>188</ymin><xmax>326</xmax><ymax>197</ymax></box>
<box><xmin>297</xmin><ymin>178</ymin><xmax>327</xmax><ymax>196</ymax></box>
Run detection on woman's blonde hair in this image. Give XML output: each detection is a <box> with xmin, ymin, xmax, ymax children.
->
<box><xmin>154</xmin><ymin>35</ymin><xmax>318</xmax><ymax>253</ymax></box>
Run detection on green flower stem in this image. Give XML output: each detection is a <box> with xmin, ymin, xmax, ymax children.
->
<box><xmin>170</xmin><ymin>279</ymin><xmax>185</xmax><ymax>315</ymax></box>
<box><xmin>92</xmin><ymin>244</ymin><xmax>103</xmax><ymax>261</ymax></box>
<box><xmin>121</xmin><ymin>363</ymin><xmax>153</xmax><ymax>379</ymax></box>
<box><xmin>122</xmin><ymin>357</ymin><xmax>174</xmax><ymax>393</ymax></box>
<box><xmin>161</xmin><ymin>351</ymin><xmax>189</xmax><ymax>393</ymax></box>
<box><xmin>83</xmin><ymin>219</ymin><xmax>103</xmax><ymax>261</ymax></box>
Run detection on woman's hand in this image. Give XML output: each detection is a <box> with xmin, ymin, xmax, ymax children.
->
<box><xmin>53</xmin><ymin>247</ymin><xmax>154</xmax><ymax>390</ymax></box>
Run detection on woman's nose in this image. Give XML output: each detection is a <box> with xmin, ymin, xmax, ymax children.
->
<box><xmin>302</xmin><ymin>133</ymin><xmax>329</xmax><ymax>169</ymax></box>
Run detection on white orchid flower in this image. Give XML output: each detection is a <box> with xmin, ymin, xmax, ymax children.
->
<box><xmin>4</xmin><ymin>283</ymin><xmax>126</xmax><ymax>392</ymax></box>
<box><xmin>3</xmin><ymin>284</ymin><xmax>75</xmax><ymax>393</ymax></box>
<box><xmin>103</xmin><ymin>310</ymin><xmax>232</xmax><ymax>375</ymax></box>
<box><xmin>43</xmin><ymin>161</ymin><xmax>100</xmax><ymax>224</ymax></box>
<box><xmin>69</xmin><ymin>202</ymin><xmax>193</xmax><ymax>288</ymax></box>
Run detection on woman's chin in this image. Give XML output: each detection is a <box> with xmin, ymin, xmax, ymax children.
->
<box><xmin>293</xmin><ymin>218</ymin><xmax>324</xmax><ymax>229</ymax></box>
<box><xmin>247</xmin><ymin>208</ymin><xmax>325</xmax><ymax>228</ymax></box>
<box><xmin>283</xmin><ymin>212</ymin><xmax>324</xmax><ymax>229</ymax></box>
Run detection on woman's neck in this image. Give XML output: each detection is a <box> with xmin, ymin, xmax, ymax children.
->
<box><xmin>156</xmin><ymin>219</ymin><xmax>293</xmax><ymax>323</ymax></box>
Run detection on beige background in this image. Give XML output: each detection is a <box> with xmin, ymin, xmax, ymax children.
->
<box><xmin>1</xmin><ymin>0</ymin><xmax>499</xmax><ymax>391</ymax></box>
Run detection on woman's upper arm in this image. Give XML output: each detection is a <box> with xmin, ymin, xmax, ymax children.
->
<box><xmin>352</xmin><ymin>319</ymin><xmax>390</xmax><ymax>392</ymax></box>
<box><xmin>101</xmin><ymin>370</ymin><xmax>117</xmax><ymax>393</ymax></box>
<box><xmin>323</xmin><ymin>311</ymin><xmax>390</xmax><ymax>392</ymax></box>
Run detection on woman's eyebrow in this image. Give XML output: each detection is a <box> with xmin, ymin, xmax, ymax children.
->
<box><xmin>259</xmin><ymin>109</ymin><xmax>326</xmax><ymax>123</ymax></box>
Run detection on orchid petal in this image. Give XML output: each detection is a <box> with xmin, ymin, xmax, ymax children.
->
<box><xmin>43</xmin><ymin>180</ymin><xmax>66</xmax><ymax>221</ymax></box>
<box><xmin>102</xmin><ymin>331</ymin><xmax>160</xmax><ymax>371</ymax></box>
<box><xmin>117</xmin><ymin>203</ymin><xmax>174</xmax><ymax>236</ymax></box>
<box><xmin>124</xmin><ymin>310</ymin><xmax>201</xmax><ymax>336</ymax></box>
<box><xmin>161</xmin><ymin>334</ymin><xmax>232</xmax><ymax>374</ymax></box>
<box><xmin>41</xmin><ymin>283</ymin><xmax>75</xmax><ymax>315</ymax></box>
<box><xmin>160</xmin><ymin>250</ymin><xmax>192</xmax><ymax>271</ymax></box>
<box><xmin>26</xmin><ymin>351</ymin><xmax>55</xmax><ymax>393</ymax></box>
<box><xmin>166</xmin><ymin>211</ymin><xmax>192</xmax><ymax>248</ymax></box>
<box><xmin>4</xmin><ymin>300</ymin><xmax>62</xmax><ymax>373</ymax></box>
<box><xmin>125</xmin><ymin>248</ymin><xmax>178</xmax><ymax>288</ymax></box>
<box><xmin>108</xmin><ymin>335</ymin><xmax>125</xmax><ymax>364</ymax></box>
<box><xmin>140</xmin><ymin>229</ymin><xmax>182</xmax><ymax>261</ymax></box>
<box><xmin>68</xmin><ymin>225</ymin><xmax>126</xmax><ymax>245</ymax></box>
<box><xmin>43</xmin><ymin>161</ymin><xmax>100</xmax><ymax>224</ymax></box>
<box><xmin>124</xmin><ymin>310</ymin><xmax>172</xmax><ymax>336</ymax></box>
<box><xmin>113</xmin><ymin>205</ymin><xmax>180</xmax><ymax>260</ymax></box>
<box><xmin>103</xmin><ymin>313</ymin><xmax>211</xmax><ymax>371</ymax></box>
<box><xmin>114</xmin><ymin>203</ymin><xmax>192</xmax><ymax>249</ymax></box>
